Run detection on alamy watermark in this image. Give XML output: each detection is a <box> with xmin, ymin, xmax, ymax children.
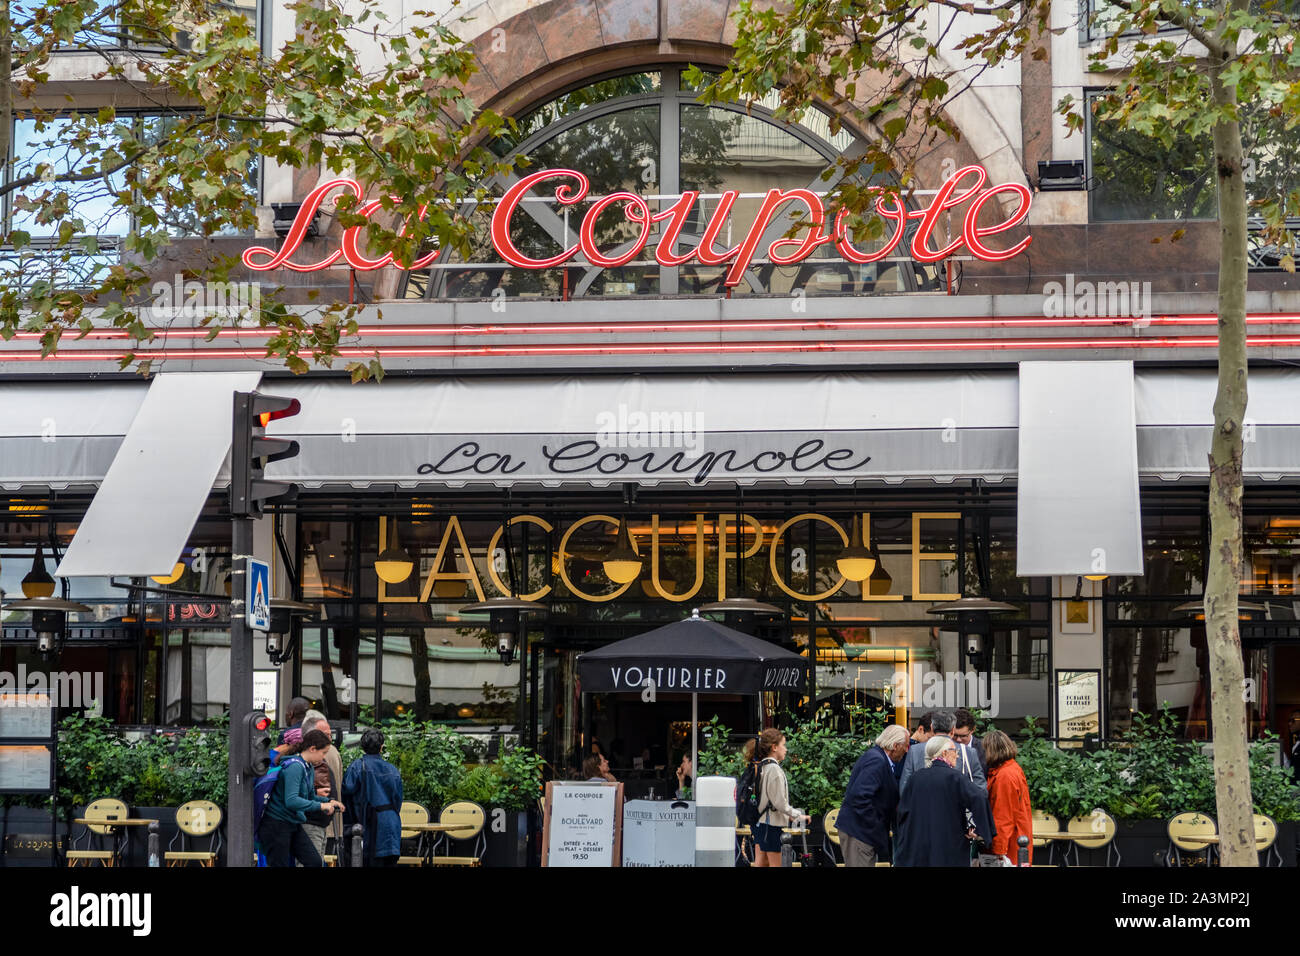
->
<box><xmin>148</xmin><ymin>275</ymin><xmax>261</xmax><ymax>323</ymax></box>
<box><xmin>0</xmin><ymin>666</ymin><xmax>103</xmax><ymax>709</ymax></box>
<box><xmin>890</xmin><ymin>668</ymin><xmax>1001</xmax><ymax>716</ymax></box>
<box><xmin>595</xmin><ymin>404</ymin><xmax>705</xmax><ymax>451</ymax></box>
<box><xmin>1042</xmin><ymin>273</ymin><xmax>1152</xmax><ymax>323</ymax></box>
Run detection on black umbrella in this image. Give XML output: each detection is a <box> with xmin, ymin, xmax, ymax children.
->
<box><xmin>576</xmin><ymin>609</ymin><xmax>809</xmax><ymax>782</ymax></box>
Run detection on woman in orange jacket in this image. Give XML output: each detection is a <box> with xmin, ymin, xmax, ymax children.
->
<box><xmin>983</xmin><ymin>729</ymin><xmax>1033</xmax><ymax>865</ymax></box>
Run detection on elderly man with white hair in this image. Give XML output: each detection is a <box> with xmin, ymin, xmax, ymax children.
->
<box><xmin>836</xmin><ymin>724</ymin><xmax>911</xmax><ymax>867</ymax></box>
<box><xmin>299</xmin><ymin>709</ymin><xmax>343</xmax><ymax>863</ymax></box>
<box><xmin>894</xmin><ymin>734</ymin><xmax>995</xmax><ymax>867</ymax></box>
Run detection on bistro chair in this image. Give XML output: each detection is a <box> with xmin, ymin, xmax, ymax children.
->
<box><xmin>1030</xmin><ymin>809</ymin><xmax>1062</xmax><ymax>865</ymax></box>
<box><xmin>1254</xmin><ymin>813</ymin><xmax>1283</xmax><ymax>867</ymax></box>
<box><xmin>396</xmin><ymin>801</ymin><xmax>431</xmax><ymax>866</ymax></box>
<box><xmin>822</xmin><ymin>806</ymin><xmax>843</xmax><ymax>867</ymax></box>
<box><xmin>67</xmin><ymin>798</ymin><xmax>129</xmax><ymax>867</ymax></box>
<box><xmin>1067</xmin><ymin>809</ymin><xmax>1121</xmax><ymax>867</ymax></box>
<box><xmin>430</xmin><ymin>801</ymin><xmax>486</xmax><ymax>866</ymax></box>
<box><xmin>735</xmin><ymin>816</ymin><xmax>754</xmax><ymax>867</ymax></box>
<box><xmin>1166</xmin><ymin>812</ymin><xmax>1217</xmax><ymax>866</ymax></box>
<box><xmin>165</xmin><ymin>800</ymin><xmax>222</xmax><ymax>867</ymax></box>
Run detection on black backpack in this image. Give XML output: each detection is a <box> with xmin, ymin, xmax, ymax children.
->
<box><xmin>736</xmin><ymin>759</ymin><xmax>765</xmax><ymax>827</ymax></box>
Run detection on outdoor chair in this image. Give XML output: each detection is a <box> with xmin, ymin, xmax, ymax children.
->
<box><xmin>822</xmin><ymin>806</ymin><xmax>843</xmax><ymax>867</ymax></box>
<box><xmin>1067</xmin><ymin>809</ymin><xmax>1121</xmax><ymax>867</ymax></box>
<box><xmin>397</xmin><ymin>801</ymin><xmax>431</xmax><ymax>866</ymax></box>
<box><xmin>1166</xmin><ymin>812</ymin><xmax>1217</xmax><ymax>866</ymax></box>
<box><xmin>66</xmin><ymin>798</ymin><xmax>128</xmax><ymax>867</ymax></box>
<box><xmin>1254</xmin><ymin>813</ymin><xmax>1283</xmax><ymax>867</ymax></box>
<box><xmin>430</xmin><ymin>801</ymin><xmax>486</xmax><ymax>866</ymax></box>
<box><xmin>1030</xmin><ymin>809</ymin><xmax>1062</xmax><ymax>865</ymax></box>
<box><xmin>164</xmin><ymin>800</ymin><xmax>222</xmax><ymax>867</ymax></box>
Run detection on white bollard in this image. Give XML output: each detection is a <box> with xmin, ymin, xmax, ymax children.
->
<box><xmin>694</xmin><ymin>775</ymin><xmax>735</xmax><ymax>868</ymax></box>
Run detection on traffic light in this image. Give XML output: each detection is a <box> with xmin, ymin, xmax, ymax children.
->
<box><xmin>232</xmin><ymin>391</ymin><xmax>301</xmax><ymax>518</ymax></box>
<box><xmin>244</xmin><ymin>711</ymin><xmax>273</xmax><ymax>776</ymax></box>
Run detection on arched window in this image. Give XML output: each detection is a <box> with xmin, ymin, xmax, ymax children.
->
<box><xmin>403</xmin><ymin>68</ymin><xmax>943</xmax><ymax>300</ymax></box>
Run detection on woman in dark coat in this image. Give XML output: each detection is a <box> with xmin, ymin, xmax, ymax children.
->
<box><xmin>342</xmin><ymin>728</ymin><xmax>405</xmax><ymax>866</ymax></box>
<box><xmin>894</xmin><ymin>735</ymin><xmax>995</xmax><ymax>867</ymax></box>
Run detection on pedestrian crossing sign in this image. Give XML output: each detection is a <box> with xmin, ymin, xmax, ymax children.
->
<box><xmin>248</xmin><ymin>558</ymin><xmax>271</xmax><ymax>632</ymax></box>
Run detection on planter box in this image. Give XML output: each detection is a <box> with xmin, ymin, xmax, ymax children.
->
<box><xmin>482</xmin><ymin>808</ymin><xmax>530</xmax><ymax>867</ymax></box>
<box><xmin>1</xmin><ymin>807</ymin><xmax>66</xmax><ymax>867</ymax></box>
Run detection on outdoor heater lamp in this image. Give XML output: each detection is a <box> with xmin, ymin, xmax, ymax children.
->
<box><xmin>603</xmin><ymin>518</ymin><xmax>643</xmax><ymax>585</ymax></box>
<box><xmin>836</xmin><ymin>515</ymin><xmax>876</xmax><ymax>582</ymax></box>
<box><xmin>374</xmin><ymin>518</ymin><xmax>414</xmax><ymax>584</ymax></box>
<box><xmin>21</xmin><ymin>544</ymin><xmax>56</xmax><ymax>599</ymax></box>
<box><xmin>266</xmin><ymin>598</ymin><xmax>317</xmax><ymax>661</ymax></box>
<box><xmin>460</xmin><ymin>597</ymin><xmax>546</xmax><ymax>664</ymax></box>
<box><xmin>866</xmin><ymin>542</ymin><xmax>892</xmax><ymax>595</ymax></box>
<box><xmin>3</xmin><ymin>596</ymin><xmax>93</xmax><ymax>657</ymax></box>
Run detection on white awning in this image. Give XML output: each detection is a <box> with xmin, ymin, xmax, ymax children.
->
<box><xmin>56</xmin><ymin>371</ymin><xmax>261</xmax><ymax>577</ymax></box>
<box><xmin>261</xmin><ymin>372</ymin><xmax>1019</xmax><ymax>487</ymax></box>
<box><xmin>1016</xmin><ymin>361</ymin><xmax>1144</xmax><ymax>577</ymax></box>
<box><xmin>1136</xmin><ymin>368</ymin><xmax>1300</xmax><ymax>480</ymax></box>
<box><xmin>1</xmin><ymin>367</ymin><xmax>1298</xmax><ymax>494</ymax></box>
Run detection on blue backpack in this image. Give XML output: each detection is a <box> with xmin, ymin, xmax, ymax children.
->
<box><xmin>252</xmin><ymin>751</ymin><xmax>291</xmax><ymax>838</ymax></box>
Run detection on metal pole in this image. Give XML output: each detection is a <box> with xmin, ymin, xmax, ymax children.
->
<box><xmin>780</xmin><ymin>831</ymin><xmax>794</xmax><ymax>868</ymax></box>
<box><xmin>350</xmin><ymin>823</ymin><xmax>364</xmax><ymax>867</ymax></box>
<box><xmin>691</xmin><ymin>692</ymin><xmax>698</xmax><ymax>797</ymax></box>
<box><xmin>227</xmin><ymin>516</ymin><xmax>254</xmax><ymax>867</ymax></box>
<box><xmin>1018</xmin><ymin>835</ymin><xmax>1029</xmax><ymax>867</ymax></box>
<box><xmin>147</xmin><ymin>821</ymin><xmax>160</xmax><ymax>867</ymax></box>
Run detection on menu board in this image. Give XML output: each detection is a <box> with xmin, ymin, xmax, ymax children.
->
<box><xmin>0</xmin><ymin>693</ymin><xmax>54</xmax><ymax>740</ymax></box>
<box><xmin>0</xmin><ymin>745</ymin><xmax>54</xmax><ymax>792</ymax></box>
<box><xmin>542</xmin><ymin>782</ymin><xmax>623</xmax><ymax>867</ymax></box>
<box><xmin>622</xmin><ymin>800</ymin><xmax>696</xmax><ymax>867</ymax></box>
<box><xmin>253</xmin><ymin>671</ymin><xmax>279</xmax><ymax>718</ymax></box>
<box><xmin>1056</xmin><ymin>670</ymin><xmax>1101</xmax><ymax>740</ymax></box>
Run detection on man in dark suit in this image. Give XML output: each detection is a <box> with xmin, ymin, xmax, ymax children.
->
<box><xmin>837</xmin><ymin>724</ymin><xmax>911</xmax><ymax>867</ymax></box>
<box><xmin>900</xmin><ymin>709</ymin><xmax>984</xmax><ymax>796</ymax></box>
<box><xmin>894</xmin><ymin>735</ymin><xmax>995</xmax><ymax>867</ymax></box>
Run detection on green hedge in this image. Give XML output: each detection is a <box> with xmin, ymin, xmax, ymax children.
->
<box><xmin>45</xmin><ymin>714</ymin><xmax>543</xmax><ymax>814</ymax></box>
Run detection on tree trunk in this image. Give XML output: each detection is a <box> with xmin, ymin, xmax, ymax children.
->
<box><xmin>1205</xmin><ymin>46</ymin><xmax>1256</xmax><ymax>867</ymax></box>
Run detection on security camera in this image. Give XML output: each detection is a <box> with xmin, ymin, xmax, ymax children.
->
<box><xmin>965</xmin><ymin>634</ymin><xmax>981</xmax><ymax>656</ymax></box>
<box><xmin>265</xmin><ymin>632</ymin><xmax>281</xmax><ymax>656</ymax></box>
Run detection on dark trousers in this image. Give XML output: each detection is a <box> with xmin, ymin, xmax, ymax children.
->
<box><xmin>261</xmin><ymin>815</ymin><xmax>323</xmax><ymax>868</ymax></box>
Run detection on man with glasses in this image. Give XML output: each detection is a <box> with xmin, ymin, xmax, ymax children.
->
<box><xmin>953</xmin><ymin>708</ymin><xmax>986</xmax><ymax>770</ymax></box>
<box><xmin>894</xmin><ymin>735</ymin><xmax>994</xmax><ymax>867</ymax></box>
<box><xmin>899</xmin><ymin>709</ymin><xmax>984</xmax><ymax>798</ymax></box>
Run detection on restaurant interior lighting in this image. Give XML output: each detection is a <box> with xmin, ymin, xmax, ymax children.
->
<box><xmin>866</xmin><ymin>542</ymin><xmax>892</xmax><ymax>595</ymax></box>
<box><xmin>21</xmin><ymin>544</ymin><xmax>56</xmax><ymax>599</ymax></box>
<box><xmin>603</xmin><ymin>517</ymin><xmax>643</xmax><ymax>584</ymax></box>
<box><xmin>374</xmin><ymin>517</ymin><xmax>414</xmax><ymax>584</ymax></box>
<box><xmin>1083</xmin><ymin>573</ymin><xmax>1109</xmax><ymax>582</ymax></box>
<box><xmin>432</xmin><ymin>547</ymin><xmax>466</xmax><ymax>599</ymax></box>
<box><xmin>835</xmin><ymin>515</ymin><xmax>876</xmax><ymax>582</ymax></box>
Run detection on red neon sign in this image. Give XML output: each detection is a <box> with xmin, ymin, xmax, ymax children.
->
<box><xmin>242</xmin><ymin>165</ymin><xmax>1031</xmax><ymax>282</ymax></box>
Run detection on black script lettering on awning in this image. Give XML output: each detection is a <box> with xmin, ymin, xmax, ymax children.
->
<box><xmin>542</xmin><ymin>439</ymin><xmax>870</xmax><ymax>485</ymax></box>
<box><xmin>416</xmin><ymin>441</ymin><xmax>527</xmax><ymax>477</ymax></box>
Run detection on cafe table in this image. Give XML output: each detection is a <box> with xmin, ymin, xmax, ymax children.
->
<box><xmin>402</xmin><ymin>821</ymin><xmax>477</xmax><ymax>865</ymax></box>
<box><xmin>1031</xmin><ymin>829</ymin><xmax>1092</xmax><ymax>867</ymax></box>
<box><xmin>71</xmin><ymin>816</ymin><xmax>159</xmax><ymax>867</ymax></box>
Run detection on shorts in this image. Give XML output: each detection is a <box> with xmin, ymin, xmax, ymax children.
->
<box><xmin>754</xmin><ymin>821</ymin><xmax>783</xmax><ymax>854</ymax></box>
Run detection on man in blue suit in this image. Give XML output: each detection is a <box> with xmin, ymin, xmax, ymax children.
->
<box><xmin>836</xmin><ymin>724</ymin><xmax>911</xmax><ymax>867</ymax></box>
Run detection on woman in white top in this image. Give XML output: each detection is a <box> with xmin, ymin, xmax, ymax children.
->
<box><xmin>751</xmin><ymin>728</ymin><xmax>810</xmax><ymax>868</ymax></box>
